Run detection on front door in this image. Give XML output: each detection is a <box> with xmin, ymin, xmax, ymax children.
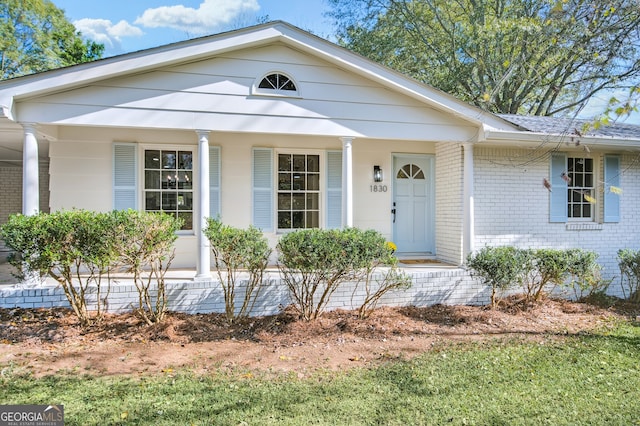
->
<box><xmin>392</xmin><ymin>155</ymin><xmax>435</xmax><ymax>253</ymax></box>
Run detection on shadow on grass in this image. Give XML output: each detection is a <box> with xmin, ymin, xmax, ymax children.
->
<box><xmin>3</xmin><ymin>322</ymin><xmax>640</xmax><ymax>426</ymax></box>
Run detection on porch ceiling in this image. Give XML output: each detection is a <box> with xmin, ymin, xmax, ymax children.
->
<box><xmin>0</xmin><ymin>120</ymin><xmax>50</xmax><ymax>167</ymax></box>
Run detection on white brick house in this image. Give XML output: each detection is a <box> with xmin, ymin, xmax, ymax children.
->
<box><xmin>1</xmin><ymin>21</ymin><xmax>639</xmax><ymax>301</ymax></box>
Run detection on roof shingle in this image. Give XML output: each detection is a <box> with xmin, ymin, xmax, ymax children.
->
<box><xmin>498</xmin><ymin>114</ymin><xmax>640</xmax><ymax>140</ymax></box>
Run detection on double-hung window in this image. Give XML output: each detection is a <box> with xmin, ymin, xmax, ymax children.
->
<box><xmin>144</xmin><ymin>149</ymin><xmax>193</xmax><ymax>230</ymax></box>
<box><xmin>567</xmin><ymin>157</ymin><xmax>594</xmax><ymax>220</ymax></box>
<box><xmin>114</xmin><ymin>143</ymin><xmax>221</xmax><ymax>232</ymax></box>
<box><xmin>550</xmin><ymin>153</ymin><xmax>621</xmax><ymax>223</ymax></box>
<box><xmin>277</xmin><ymin>153</ymin><xmax>320</xmax><ymax>230</ymax></box>
<box><xmin>252</xmin><ymin>148</ymin><xmax>342</xmax><ymax>232</ymax></box>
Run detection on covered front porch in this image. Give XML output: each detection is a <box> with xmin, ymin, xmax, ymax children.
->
<box><xmin>2</xmin><ymin>123</ymin><xmax>479</xmax><ymax>273</ymax></box>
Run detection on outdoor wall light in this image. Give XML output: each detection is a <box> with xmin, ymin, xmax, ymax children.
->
<box><xmin>373</xmin><ymin>165</ymin><xmax>383</xmax><ymax>182</ymax></box>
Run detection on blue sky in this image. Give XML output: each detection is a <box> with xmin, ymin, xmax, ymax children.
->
<box><xmin>51</xmin><ymin>0</ymin><xmax>638</xmax><ymax>124</ymax></box>
<box><xmin>51</xmin><ymin>0</ymin><xmax>333</xmax><ymax>56</ymax></box>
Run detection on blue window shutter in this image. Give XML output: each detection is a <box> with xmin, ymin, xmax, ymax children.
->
<box><xmin>209</xmin><ymin>146</ymin><xmax>221</xmax><ymax>219</ymax></box>
<box><xmin>604</xmin><ymin>155</ymin><xmax>620</xmax><ymax>222</ymax></box>
<box><xmin>550</xmin><ymin>153</ymin><xmax>567</xmax><ymax>222</ymax></box>
<box><xmin>113</xmin><ymin>143</ymin><xmax>137</xmax><ymax>210</ymax></box>
<box><xmin>252</xmin><ymin>148</ymin><xmax>273</xmax><ymax>231</ymax></box>
<box><xmin>326</xmin><ymin>150</ymin><xmax>343</xmax><ymax>229</ymax></box>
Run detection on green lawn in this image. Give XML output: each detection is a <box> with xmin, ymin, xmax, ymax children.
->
<box><xmin>2</xmin><ymin>320</ymin><xmax>639</xmax><ymax>425</ymax></box>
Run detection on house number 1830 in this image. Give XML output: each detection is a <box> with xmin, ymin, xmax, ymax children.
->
<box><xmin>370</xmin><ymin>184</ymin><xmax>388</xmax><ymax>192</ymax></box>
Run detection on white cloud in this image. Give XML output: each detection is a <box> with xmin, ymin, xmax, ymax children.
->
<box><xmin>134</xmin><ymin>0</ymin><xmax>260</xmax><ymax>34</ymax></box>
<box><xmin>74</xmin><ymin>18</ymin><xmax>143</xmax><ymax>50</ymax></box>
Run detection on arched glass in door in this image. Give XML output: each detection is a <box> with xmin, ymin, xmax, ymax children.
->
<box><xmin>397</xmin><ymin>164</ymin><xmax>425</xmax><ymax>180</ymax></box>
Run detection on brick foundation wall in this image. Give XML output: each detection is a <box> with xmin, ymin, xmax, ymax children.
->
<box><xmin>0</xmin><ymin>268</ymin><xmax>487</xmax><ymax>315</ymax></box>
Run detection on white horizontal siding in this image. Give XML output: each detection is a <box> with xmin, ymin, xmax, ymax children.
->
<box><xmin>17</xmin><ymin>44</ymin><xmax>475</xmax><ymax>141</ymax></box>
<box><xmin>19</xmin><ymin>103</ymin><xmax>473</xmax><ymax>141</ymax></box>
<box><xmin>49</xmin><ymin>140</ymin><xmax>112</xmax><ymax>212</ymax></box>
<box><xmin>29</xmin><ymin>87</ymin><xmax>453</xmax><ymax>125</ymax></box>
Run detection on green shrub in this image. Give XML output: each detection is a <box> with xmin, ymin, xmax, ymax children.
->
<box><xmin>466</xmin><ymin>246</ymin><xmax>524</xmax><ymax>308</ymax></box>
<box><xmin>0</xmin><ymin>213</ymin><xmax>51</xmax><ymax>283</ymax></box>
<box><xmin>0</xmin><ymin>210</ymin><xmax>119</xmax><ymax>326</ymax></box>
<box><xmin>203</xmin><ymin>218</ymin><xmax>272</xmax><ymax>323</ymax></box>
<box><xmin>110</xmin><ymin>210</ymin><xmax>182</xmax><ymax>325</ymax></box>
<box><xmin>467</xmin><ymin>246</ymin><xmax>604</xmax><ymax>306</ymax></box>
<box><xmin>565</xmin><ymin>249</ymin><xmax>609</xmax><ymax>300</ymax></box>
<box><xmin>277</xmin><ymin>228</ymin><xmax>407</xmax><ymax>320</ymax></box>
<box><xmin>521</xmin><ymin>248</ymin><xmax>572</xmax><ymax>302</ymax></box>
<box><xmin>618</xmin><ymin>248</ymin><xmax>640</xmax><ymax>302</ymax></box>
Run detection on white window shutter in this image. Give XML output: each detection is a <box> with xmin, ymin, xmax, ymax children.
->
<box><xmin>113</xmin><ymin>143</ymin><xmax>137</xmax><ymax>210</ymax></box>
<box><xmin>209</xmin><ymin>146</ymin><xmax>221</xmax><ymax>219</ymax></box>
<box><xmin>326</xmin><ymin>150</ymin><xmax>343</xmax><ymax>229</ymax></box>
<box><xmin>549</xmin><ymin>153</ymin><xmax>567</xmax><ymax>222</ymax></box>
<box><xmin>252</xmin><ymin>148</ymin><xmax>273</xmax><ymax>231</ymax></box>
<box><xmin>604</xmin><ymin>155</ymin><xmax>620</xmax><ymax>222</ymax></box>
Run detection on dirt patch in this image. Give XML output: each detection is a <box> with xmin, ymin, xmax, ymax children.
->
<box><xmin>1</xmin><ymin>298</ymin><xmax>638</xmax><ymax>378</ymax></box>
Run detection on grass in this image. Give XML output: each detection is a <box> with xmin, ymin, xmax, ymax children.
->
<box><xmin>2</xmin><ymin>320</ymin><xmax>640</xmax><ymax>425</ymax></box>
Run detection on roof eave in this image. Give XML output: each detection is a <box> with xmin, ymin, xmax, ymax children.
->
<box><xmin>483</xmin><ymin>129</ymin><xmax>640</xmax><ymax>150</ymax></box>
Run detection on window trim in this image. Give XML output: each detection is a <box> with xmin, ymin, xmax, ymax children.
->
<box><xmin>252</xmin><ymin>71</ymin><xmax>301</xmax><ymax>98</ymax></box>
<box><xmin>139</xmin><ymin>143</ymin><xmax>198</xmax><ymax>236</ymax></box>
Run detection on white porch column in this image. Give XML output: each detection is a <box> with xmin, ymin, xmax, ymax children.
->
<box><xmin>195</xmin><ymin>130</ymin><xmax>212</xmax><ymax>280</ymax></box>
<box><xmin>22</xmin><ymin>123</ymin><xmax>39</xmax><ymax>216</ymax></box>
<box><xmin>462</xmin><ymin>143</ymin><xmax>475</xmax><ymax>258</ymax></box>
<box><xmin>340</xmin><ymin>137</ymin><xmax>354</xmax><ymax>227</ymax></box>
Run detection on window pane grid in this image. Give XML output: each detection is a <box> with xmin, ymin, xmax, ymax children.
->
<box><xmin>277</xmin><ymin>154</ymin><xmax>320</xmax><ymax>230</ymax></box>
<box><xmin>144</xmin><ymin>149</ymin><xmax>193</xmax><ymax>230</ymax></box>
<box><xmin>567</xmin><ymin>157</ymin><xmax>594</xmax><ymax>220</ymax></box>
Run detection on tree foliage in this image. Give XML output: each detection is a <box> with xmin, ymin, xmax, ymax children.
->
<box><xmin>327</xmin><ymin>0</ymin><xmax>640</xmax><ymax>116</ymax></box>
<box><xmin>0</xmin><ymin>0</ymin><xmax>104</xmax><ymax>80</ymax></box>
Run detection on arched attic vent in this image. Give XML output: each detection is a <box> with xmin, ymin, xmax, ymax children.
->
<box><xmin>253</xmin><ymin>72</ymin><xmax>300</xmax><ymax>97</ymax></box>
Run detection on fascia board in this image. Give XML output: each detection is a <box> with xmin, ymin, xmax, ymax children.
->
<box><xmin>483</xmin><ymin>129</ymin><xmax>640</xmax><ymax>150</ymax></box>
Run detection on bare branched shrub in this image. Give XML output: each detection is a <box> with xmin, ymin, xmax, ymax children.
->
<box><xmin>203</xmin><ymin>218</ymin><xmax>272</xmax><ymax>323</ymax></box>
<box><xmin>111</xmin><ymin>210</ymin><xmax>181</xmax><ymax>325</ymax></box>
